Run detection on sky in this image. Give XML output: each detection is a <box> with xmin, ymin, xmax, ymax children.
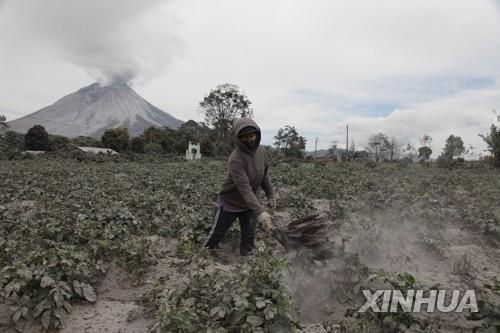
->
<box><xmin>1</xmin><ymin>0</ymin><xmax>500</xmax><ymax>156</ymax></box>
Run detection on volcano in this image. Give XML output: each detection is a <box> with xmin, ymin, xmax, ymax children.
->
<box><xmin>7</xmin><ymin>82</ymin><xmax>184</xmax><ymax>138</ymax></box>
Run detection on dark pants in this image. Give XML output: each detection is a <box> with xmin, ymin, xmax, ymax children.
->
<box><xmin>203</xmin><ymin>206</ymin><xmax>256</xmax><ymax>256</ymax></box>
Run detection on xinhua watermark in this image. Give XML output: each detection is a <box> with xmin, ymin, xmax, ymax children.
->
<box><xmin>358</xmin><ymin>290</ymin><xmax>478</xmax><ymax>313</ymax></box>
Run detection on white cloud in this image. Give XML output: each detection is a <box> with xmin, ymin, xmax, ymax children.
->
<box><xmin>336</xmin><ymin>80</ymin><xmax>500</xmax><ymax>157</ymax></box>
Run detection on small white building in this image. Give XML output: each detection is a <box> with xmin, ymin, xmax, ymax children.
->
<box><xmin>185</xmin><ymin>142</ymin><xmax>201</xmax><ymax>160</ymax></box>
<box><xmin>77</xmin><ymin>146</ymin><xmax>118</xmax><ymax>155</ymax></box>
<box><xmin>21</xmin><ymin>150</ymin><xmax>46</xmax><ymax>155</ymax></box>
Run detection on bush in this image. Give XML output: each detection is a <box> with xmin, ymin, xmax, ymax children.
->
<box><xmin>48</xmin><ymin>134</ymin><xmax>71</xmax><ymax>151</ymax></box>
<box><xmin>436</xmin><ymin>154</ymin><xmax>464</xmax><ymax>169</ymax></box>
<box><xmin>71</xmin><ymin>136</ymin><xmax>103</xmax><ymax>148</ymax></box>
<box><xmin>1</xmin><ymin>131</ymin><xmax>25</xmax><ymax>152</ymax></box>
<box><xmin>25</xmin><ymin>125</ymin><xmax>49</xmax><ymax>151</ymax></box>
<box><xmin>101</xmin><ymin>128</ymin><xmax>129</xmax><ymax>152</ymax></box>
<box><xmin>144</xmin><ymin>143</ymin><xmax>163</xmax><ymax>154</ymax></box>
<box><xmin>479</xmin><ymin>124</ymin><xmax>500</xmax><ymax>168</ymax></box>
<box><xmin>148</xmin><ymin>250</ymin><xmax>299</xmax><ymax>332</ymax></box>
<box><xmin>130</xmin><ymin>137</ymin><xmax>145</xmax><ymax>153</ymax></box>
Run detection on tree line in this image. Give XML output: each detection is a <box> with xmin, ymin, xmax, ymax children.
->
<box><xmin>1</xmin><ymin>83</ymin><xmax>500</xmax><ymax>166</ymax></box>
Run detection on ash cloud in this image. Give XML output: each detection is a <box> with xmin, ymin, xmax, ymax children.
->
<box><xmin>4</xmin><ymin>0</ymin><xmax>182</xmax><ymax>85</ymax></box>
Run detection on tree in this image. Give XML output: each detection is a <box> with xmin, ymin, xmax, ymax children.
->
<box><xmin>144</xmin><ymin>142</ymin><xmax>163</xmax><ymax>155</ymax></box>
<box><xmin>141</xmin><ymin>126</ymin><xmax>164</xmax><ymax>145</ymax></box>
<box><xmin>418</xmin><ymin>134</ymin><xmax>433</xmax><ymax>162</ymax></box>
<box><xmin>479</xmin><ymin>124</ymin><xmax>500</xmax><ymax>167</ymax></box>
<box><xmin>101</xmin><ymin>128</ymin><xmax>129</xmax><ymax>152</ymax></box>
<box><xmin>387</xmin><ymin>136</ymin><xmax>401</xmax><ymax>161</ymax></box>
<box><xmin>200</xmin><ymin>83</ymin><xmax>253</xmax><ymax>140</ymax></box>
<box><xmin>25</xmin><ymin>125</ymin><xmax>49</xmax><ymax>151</ymax></box>
<box><xmin>0</xmin><ymin>114</ymin><xmax>8</xmax><ymax>133</ymax></box>
<box><xmin>175</xmin><ymin>120</ymin><xmax>211</xmax><ymax>154</ymax></box>
<box><xmin>442</xmin><ymin>134</ymin><xmax>465</xmax><ymax>159</ymax></box>
<box><xmin>1</xmin><ymin>130</ymin><xmax>24</xmax><ymax>152</ymax></box>
<box><xmin>366</xmin><ymin>133</ymin><xmax>390</xmax><ymax>161</ymax></box>
<box><xmin>419</xmin><ymin>134</ymin><xmax>433</xmax><ymax>148</ymax></box>
<box><xmin>273</xmin><ymin>125</ymin><xmax>306</xmax><ymax>158</ymax></box>
<box><xmin>130</xmin><ymin>136</ymin><xmax>145</xmax><ymax>153</ymax></box>
<box><xmin>418</xmin><ymin>146</ymin><xmax>432</xmax><ymax>160</ymax></box>
<box><xmin>402</xmin><ymin>143</ymin><xmax>417</xmax><ymax>162</ymax></box>
<box><xmin>139</xmin><ymin>126</ymin><xmax>177</xmax><ymax>153</ymax></box>
<box><xmin>177</xmin><ymin>120</ymin><xmax>206</xmax><ymax>141</ymax></box>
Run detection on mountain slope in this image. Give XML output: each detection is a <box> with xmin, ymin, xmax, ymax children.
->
<box><xmin>7</xmin><ymin>82</ymin><xmax>183</xmax><ymax>138</ymax></box>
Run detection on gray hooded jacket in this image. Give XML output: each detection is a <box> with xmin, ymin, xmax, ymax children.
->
<box><xmin>218</xmin><ymin>118</ymin><xmax>274</xmax><ymax>216</ymax></box>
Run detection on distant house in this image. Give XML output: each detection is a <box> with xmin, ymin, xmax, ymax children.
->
<box><xmin>77</xmin><ymin>147</ymin><xmax>118</xmax><ymax>155</ymax></box>
<box><xmin>309</xmin><ymin>148</ymin><xmax>344</xmax><ymax>161</ymax></box>
<box><xmin>21</xmin><ymin>150</ymin><xmax>46</xmax><ymax>155</ymax></box>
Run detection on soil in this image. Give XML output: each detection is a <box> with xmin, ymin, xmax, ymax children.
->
<box><xmin>284</xmin><ymin>199</ymin><xmax>500</xmax><ymax>332</ymax></box>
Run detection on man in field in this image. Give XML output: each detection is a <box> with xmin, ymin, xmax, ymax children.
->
<box><xmin>202</xmin><ymin>117</ymin><xmax>275</xmax><ymax>256</ymax></box>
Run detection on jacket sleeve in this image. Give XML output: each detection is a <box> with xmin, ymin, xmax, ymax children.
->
<box><xmin>229</xmin><ymin>157</ymin><xmax>266</xmax><ymax>216</ymax></box>
<box><xmin>261</xmin><ymin>153</ymin><xmax>274</xmax><ymax>198</ymax></box>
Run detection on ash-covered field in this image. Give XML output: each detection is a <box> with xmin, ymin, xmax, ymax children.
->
<box><xmin>1</xmin><ymin>156</ymin><xmax>499</xmax><ymax>333</ymax></box>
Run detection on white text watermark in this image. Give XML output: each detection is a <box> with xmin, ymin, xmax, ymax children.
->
<box><xmin>358</xmin><ymin>290</ymin><xmax>478</xmax><ymax>313</ymax></box>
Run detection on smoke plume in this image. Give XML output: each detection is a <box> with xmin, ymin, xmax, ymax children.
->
<box><xmin>3</xmin><ymin>0</ymin><xmax>182</xmax><ymax>85</ymax></box>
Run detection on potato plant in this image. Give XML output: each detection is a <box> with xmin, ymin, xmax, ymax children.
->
<box><xmin>0</xmin><ymin>156</ymin><xmax>499</xmax><ymax>332</ymax></box>
<box><xmin>146</xmin><ymin>249</ymin><xmax>299</xmax><ymax>333</ymax></box>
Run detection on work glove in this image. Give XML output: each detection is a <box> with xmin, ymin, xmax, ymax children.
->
<box><xmin>257</xmin><ymin>211</ymin><xmax>273</xmax><ymax>231</ymax></box>
<box><xmin>268</xmin><ymin>195</ymin><xmax>277</xmax><ymax>209</ymax></box>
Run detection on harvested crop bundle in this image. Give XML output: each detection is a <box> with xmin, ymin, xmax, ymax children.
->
<box><xmin>271</xmin><ymin>214</ymin><xmax>330</xmax><ymax>253</ymax></box>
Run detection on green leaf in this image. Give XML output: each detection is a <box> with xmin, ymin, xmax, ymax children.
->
<box><xmin>183</xmin><ymin>298</ymin><xmax>195</xmax><ymax>307</ymax></box>
<box><xmin>210</xmin><ymin>307</ymin><xmax>220</xmax><ymax>318</ymax></box>
<box><xmin>72</xmin><ymin>280</ymin><xmax>82</xmax><ymax>296</ymax></box>
<box><xmin>63</xmin><ymin>301</ymin><xmax>73</xmax><ymax>313</ymax></box>
<box><xmin>214</xmin><ymin>328</ymin><xmax>227</xmax><ymax>333</ymax></box>
<box><xmin>12</xmin><ymin>310</ymin><xmax>21</xmax><ymax>323</ymax></box>
<box><xmin>41</xmin><ymin>310</ymin><xmax>51</xmax><ymax>329</ymax></box>
<box><xmin>33</xmin><ymin>299</ymin><xmax>49</xmax><ymax>318</ymax></box>
<box><xmin>264</xmin><ymin>306</ymin><xmax>275</xmax><ymax>320</ymax></box>
<box><xmin>21</xmin><ymin>307</ymin><xmax>30</xmax><ymax>320</ymax></box>
<box><xmin>16</xmin><ymin>268</ymin><xmax>32</xmax><ymax>280</ymax></box>
<box><xmin>256</xmin><ymin>300</ymin><xmax>266</xmax><ymax>309</ymax></box>
<box><xmin>53</xmin><ymin>291</ymin><xmax>64</xmax><ymax>308</ymax></box>
<box><xmin>246</xmin><ymin>315</ymin><xmax>264</xmax><ymax>327</ymax></box>
<box><xmin>4</xmin><ymin>281</ymin><xmax>20</xmax><ymax>297</ymax></box>
<box><xmin>210</xmin><ymin>306</ymin><xmax>225</xmax><ymax>319</ymax></box>
<box><xmin>54</xmin><ymin>307</ymin><xmax>68</xmax><ymax>326</ymax></box>
<box><xmin>229</xmin><ymin>310</ymin><xmax>244</xmax><ymax>326</ymax></box>
<box><xmin>40</xmin><ymin>275</ymin><xmax>55</xmax><ymax>288</ymax></box>
<box><xmin>81</xmin><ymin>283</ymin><xmax>97</xmax><ymax>302</ymax></box>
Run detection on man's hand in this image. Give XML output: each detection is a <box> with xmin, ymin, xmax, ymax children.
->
<box><xmin>268</xmin><ymin>196</ymin><xmax>277</xmax><ymax>208</ymax></box>
<box><xmin>257</xmin><ymin>211</ymin><xmax>273</xmax><ymax>231</ymax></box>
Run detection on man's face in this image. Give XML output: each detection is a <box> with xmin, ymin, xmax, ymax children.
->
<box><xmin>239</xmin><ymin>132</ymin><xmax>258</xmax><ymax>150</ymax></box>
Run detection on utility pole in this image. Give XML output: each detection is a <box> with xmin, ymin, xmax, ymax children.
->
<box><xmin>346</xmin><ymin>125</ymin><xmax>349</xmax><ymax>161</ymax></box>
<box><xmin>314</xmin><ymin>137</ymin><xmax>318</xmax><ymax>157</ymax></box>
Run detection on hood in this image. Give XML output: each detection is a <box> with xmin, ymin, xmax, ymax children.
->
<box><xmin>233</xmin><ymin>117</ymin><xmax>261</xmax><ymax>154</ymax></box>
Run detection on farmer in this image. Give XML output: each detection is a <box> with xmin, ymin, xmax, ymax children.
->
<box><xmin>202</xmin><ymin>117</ymin><xmax>275</xmax><ymax>256</ymax></box>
